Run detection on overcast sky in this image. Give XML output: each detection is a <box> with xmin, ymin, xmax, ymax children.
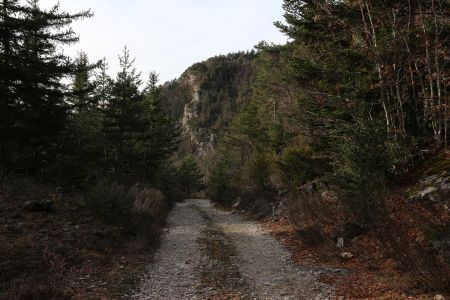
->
<box><xmin>38</xmin><ymin>0</ymin><xmax>287</xmax><ymax>83</ymax></box>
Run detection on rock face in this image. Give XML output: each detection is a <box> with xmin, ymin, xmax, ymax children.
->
<box><xmin>160</xmin><ymin>52</ymin><xmax>256</xmax><ymax>162</ymax></box>
<box><xmin>23</xmin><ymin>199</ymin><xmax>54</xmax><ymax>212</ymax></box>
<box><xmin>340</xmin><ymin>252</ymin><xmax>354</xmax><ymax>259</ymax></box>
<box><xmin>408</xmin><ymin>172</ymin><xmax>450</xmax><ymax>205</ymax></box>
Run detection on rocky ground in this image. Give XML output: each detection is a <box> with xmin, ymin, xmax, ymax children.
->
<box><xmin>132</xmin><ymin>199</ymin><xmax>338</xmax><ymax>300</ymax></box>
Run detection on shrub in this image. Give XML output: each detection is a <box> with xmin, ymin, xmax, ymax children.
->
<box><xmin>331</xmin><ymin>120</ymin><xmax>403</xmax><ymax>223</ymax></box>
<box><xmin>85</xmin><ymin>182</ymin><xmax>133</xmax><ymax>223</ymax></box>
<box><xmin>84</xmin><ymin>182</ymin><xmax>168</xmax><ymax>246</ymax></box>
<box><xmin>0</xmin><ymin>175</ymin><xmax>54</xmax><ymax>200</ymax></box>
<box><xmin>296</xmin><ymin>226</ymin><xmax>325</xmax><ymax>247</ymax></box>
<box><xmin>380</xmin><ymin>228</ymin><xmax>450</xmax><ymax>293</ymax></box>
<box><xmin>129</xmin><ymin>184</ymin><xmax>167</xmax><ymax>222</ymax></box>
<box><xmin>9</xmin><ymin>279</ymin><xmax>67</xmax><ymax>300</ymax></box>
<box><xmin>276</xmin><ymin>146</ymin><xmax>330</xmax><ymax>189</ymax></box>
<box><xmin>207</xmin><ymin>158</ymin><xmax>237</xmax><ymax>203</ymax></box>
<box><xmin>286</xmin><ymin>189</ymin><xmax>347</xmax><ymax>241</ymax></box>
<box><xmin>246</xmin><ymin>151</ymin><xmax>272</xmax><ymax>189</ymax></box>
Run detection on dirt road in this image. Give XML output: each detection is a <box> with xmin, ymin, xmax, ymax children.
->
<box><xmin>131</xmin><ymin>199</ymin><xmax>334</xmax><ymax>300</ymax></box>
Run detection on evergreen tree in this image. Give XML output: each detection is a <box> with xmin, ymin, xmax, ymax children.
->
<box><xmin>93</xmin><ymin>58</ymin><xmax>112</xmax><ymax>110</ymax></box>
<box><xmin>0</xmin><ymin>0</ymin><xmax>21</xmax><ymax>170</ymax></box>
<box><xmin>136</xmin><ymin>72</ymin><xmax>179</xmax><ymax>180</ymax></box>
<box><xmin>104</xmin><ymin>47</ymin><xmax>142</xmax><ymax>177</ymax></box>
<box><xmin>93</xmin><ymin>58</ymin><xmax>112</xmax><ymax>164</ymax></box>
<box><xmin>178</xmin><ymin>156</ymin><xmax>204</xmax><ymax>198</ymax></box>
<box><xmin>0</xmin><ymin>0</ymin><xmax>92</xmax><ymax>173</ymax></box>
<box><xmin>62</xmin><ymin>52</ymin><xmax>104</xmax><ymax>183</ymax></box>
<box><xmin>71</xmin><ymin>51</ymin><xmax>96</xmax><ymax>111</ymax></box>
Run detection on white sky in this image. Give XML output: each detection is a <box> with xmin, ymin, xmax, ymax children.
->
<box><xmin>38</xmin><ymin>0</ymin><xmax>287</xmax><ymax>83</ymax></box>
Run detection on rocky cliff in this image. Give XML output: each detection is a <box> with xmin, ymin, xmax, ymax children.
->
<box><xmin>161</xmin><ymin>52</ymin><xmax>256</xmax><ymax>161</ymax></box>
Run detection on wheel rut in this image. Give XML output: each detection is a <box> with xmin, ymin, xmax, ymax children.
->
<box><xmin>131</xmin><ymin>199</ymin><xmax>334</xmax><ymax>300</ymax></box>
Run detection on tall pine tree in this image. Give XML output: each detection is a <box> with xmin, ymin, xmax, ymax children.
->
<box><xmin>104</xmin><ymin>47</ymin><xmax>142</xmax><ymax>177</ymax></box>
<box><xmin>136</xmin><ymin>72</ymin><xmax>179</xmax><ymax>181</ymax></box>
<box><xmin>0</xmin><ymin>0</ymin><xmax>92</xmax><ymax>173</ymax></box>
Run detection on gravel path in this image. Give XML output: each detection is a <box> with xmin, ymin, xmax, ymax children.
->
<box><xmin>131</xmin><ymin>199</ymin><xmax>334</xmax><ymax>300</ymax></box>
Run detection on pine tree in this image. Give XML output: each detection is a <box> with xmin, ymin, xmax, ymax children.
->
<box><xmin>0</xmin><ymin>0</ymin><xmax>21</xmax><ymax>170</ymax></box>
<box><xmin>104</xmin><ymin>47</ymin><xmax>142</xmax><ymax>176</ymax></box>
<box><xmin>71</xmin><ymin>51</ymin><xmax>96</xmax><ymax>111</ymax></box>
<box><xmin>178</xmin><ymin>156</ymin><xmax>204</xmax><ymax>198</ymax></box>
<box><xmin>93</xmin><ymin>58</ymin><xmax>112</xmax><ymax>162</ymax></box>
<box><xmin>63</xmin><ymin>51</ymin><xmax>104</xmax><ymax>182</ymax></box>
<box><xmin>93</xmin><ymin>58</ymin><xmax>112</xmax><ymax>110</ymax></box>
<box><xmin>136</xmin><ymin>72</ymin><xmax>179</xmax><ymax>180</ymax></box>
<box><xmin>0</xmin><ymin>0</ymin><xmax>92</xmax><ymax>173</ymax></box>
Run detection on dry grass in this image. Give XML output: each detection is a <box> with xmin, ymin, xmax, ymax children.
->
<box><xmin>130</xmin><ymin>184</ymin><xmax>167</xmax><ymax>220</ymax></box>
<box><xmin>0</xmin><ymin>178</ymin><xmax>166</xmax><ymax>299</ymax></box>
<box><xmin>262</xmin><ymin>152</ymin><xmax>450</xmax><ymax>298</ymax></box>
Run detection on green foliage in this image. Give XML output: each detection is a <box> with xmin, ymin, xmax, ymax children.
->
<box><xmin>206</xmin><ymin>156</ymin><xmax>235</xmax><ymax>202</ymax></box>
<box><xmin>160</xmin><ymin>52</ymin><xmax>257</xmax><ymax>157</ymax></box>
<box><xmin>103</xmin><ymin>47</ymin><xmax>143</xmax><ymax>177</ymax></box>
<box><xmin>0</xmin><ymin>0</ymin><xmax>93</xmax><ymax>174</ymax></box>
<box><xmin>277</xmin><ymin>146</ymin><xmax>329</xmax><ymax>189</ymax></box>
<box><xmin>85</xmin><ymin>182</ymin><xmax>133</xmax><ymax>222</ymax></box>
<box><xmin>207</xmin><ymin>0</ymin><xmax>450</xmax><ymax>225</ymax></box>
<box><xmin>1</xmin><ymin>1</ymin><xmax>180</xmax><ymax>208</ymax></box>
<box><xmin>134</xmin><ymin>72</ymin><xmax>180</xmax><ymax>181</ymax></box>
<box><xmin>246</xmin><ymin>151</ymin><xmax>272</xmax><ymax>189</ymax></box>
<box><xmin>177</xmin><ymin>156</ymin><xmax>204</xmax><ymax>198</ymax></box>
<box><xmin>331</xmin><ymin>120</ymin><xmax>399</xmax><ymax>220</ymax></box>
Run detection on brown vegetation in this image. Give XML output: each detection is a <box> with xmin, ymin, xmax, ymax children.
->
<box><xmin>0</xmin><ymin>178</ymin><xmax>167</xmax><ymax>299</ymax></box>
<box><xmin>262</xmin><ymin>152</ymin><xmax>450</xmax><ymax>299</ymax></box>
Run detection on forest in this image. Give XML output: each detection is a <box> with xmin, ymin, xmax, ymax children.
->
<box><xmin>205</xmin><ymin>0</ymin><xmax>450</xmax><ymax>296</ymax></box>
<box><xmin>1</xmin><ymin>0</ymin><xmax>450</xmax><ymax>299</ymax></box>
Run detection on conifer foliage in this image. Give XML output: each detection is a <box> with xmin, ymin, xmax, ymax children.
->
<box><xmin>0</xmin><ymin>0</ymin><xmax>92</xmax><ymax>173</ymax></box>
<box><xmin>207</xmin><ymin>0</ymin><xmax>449</xmax><ymax>220</ymax></box>
<box><xmin>0</xmin><ymin>1</ymin><xmax>181</xmax><ymax>191</ymax></box>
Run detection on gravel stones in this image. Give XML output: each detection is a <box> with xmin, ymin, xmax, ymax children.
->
<box><xmin>131</xmin><ymin>199</ymin><xmax>334</xmax><ymax>299</ymax></box>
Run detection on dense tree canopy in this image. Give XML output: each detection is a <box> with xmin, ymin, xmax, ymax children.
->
<box><xmin>207</xmin><ymin>0</ymin><xmax>450</xmax><ymax>219</ymax></box>
<box><xmin>0</xmin><ymin>1</ymin><xmax>181</xmax><ymax>192</ymax></box>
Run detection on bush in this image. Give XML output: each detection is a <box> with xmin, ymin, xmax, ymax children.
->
<box><xmin>207</xmin><ymin>158</ymin><xmax>237</xmax><ymax>203</ymax></box>
<box><xmin>129</xmin><ymin>184</ymin><xmax>167</xmax><ymax>222</ymax></box>
<box><xmin>85</xmin><ymin>182</ymin><xmax>133</xmax><ymax>223</ymax></box>
<box><xmin>296</xmin><ymin>226</ymin><xmax>325</xmax><ymax>247</ymax></box>
<box><xmin>380</xmin><ymin>227</ymin><xmax>450</xmax><ymax>293</ymax></box>
<box><xmin>331</xmin><ymin>120</ymin><xmax>403</xmax><ymax>223</ymax></box>
<box><xmin>276</xmin><ymin>146</ymin><xmax>330</xmax><ymax>189</ymax></box>
<box><xmin>9</xmin><ymin>279</ymin><xmax>67</xmax><ymax>300</ymax></box>
<box><xmin>84</xmin><ymin>182</ymin><xmax>168</xmax><ymax>246</ymax></box>
<box><xmin>246</xmin><ymin>151</ymin><xmax>272</xmax><ymax>189</ymax></box>
<box><xmin>0</xmin><ymin>176</ymin><xmax>53</xmax><ymax>199</ymax></box>
<box><xmin>286</xmin><ymin>189</ymin><xmax>346</xmax><ymax>240</ymax></box>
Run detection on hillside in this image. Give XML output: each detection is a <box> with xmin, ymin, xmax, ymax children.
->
<box><xmin>160</xmin><ymin>52</ymin><xmax>257</xmax><ymax>163</ymax></box>
<box><xmin>158</xmin><ymin>0</ymin><xmax>450</xmax><ymax>297</ymax></box>
<box><xmin>1</xmin><ymin>0</ymin><xmax>449</xmax><ymax>299</ymax></box>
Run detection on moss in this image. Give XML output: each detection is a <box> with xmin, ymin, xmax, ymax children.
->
<box><xmin>425</xmin><ymin>154</ymin><xmax>450</xmax><ymax>174</ymax></box>
<box><xmin>413</xmin><ymin>153</ymin><xmax>450</xmax><ymax>178</ymax></box>
<box><xmin>406</xmin><ymin>185</ymin><xmax>422</xmax><ymax>197</ymax></box>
